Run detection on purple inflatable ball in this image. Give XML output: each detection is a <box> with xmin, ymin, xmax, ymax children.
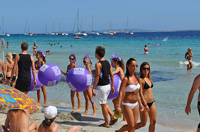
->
<box><xmin>38</xmin><ymin>63</ymin><xmax>62</xmax><ymax>87</ymax></box>
<box><xmin>107</xmin><ymin>74</ymin><xmax>122</xmax><ymax>100</ymax></box>
<box><xmin>66</xmin><ymin>67</ymin><xmax>92</xmax><ymax>92</ymax></box>
<box><xmin>30</xmin><ymin>71</ymin><xmax>42</xmax><ymax>91</ymax></box>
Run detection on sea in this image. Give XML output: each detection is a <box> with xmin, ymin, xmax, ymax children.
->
<box><xmin>1</xmin><ymin>31</ymin><xmax>200</xmax><ymax>131</ymax></box>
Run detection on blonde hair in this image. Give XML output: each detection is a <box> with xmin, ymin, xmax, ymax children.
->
<box><xmin>5</xmin><ymin>52</ymin><xmax>13</xmax><ymax>63</ymax></box>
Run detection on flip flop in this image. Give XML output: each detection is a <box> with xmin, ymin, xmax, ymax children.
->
<box><xmin>109</xmin><ymin>118</ymin><xmax>118</xmax><ymax>126</ymax></box>
<box><xmin>98</xmin><ymin>123</ymin><xmax>110</xmax><ymax>128</ymax></box>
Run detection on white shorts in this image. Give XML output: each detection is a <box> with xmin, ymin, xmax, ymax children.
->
<box><xmin>97</xmin><ymin>84</ymin><xmax>111</xmax><ymax>104</ymax></box>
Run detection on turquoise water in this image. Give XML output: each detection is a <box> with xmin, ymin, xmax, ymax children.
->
<box><xmin>2</xmin><ymin>32</ymin><xmax>200</xmax><ymax>131</ymax></box>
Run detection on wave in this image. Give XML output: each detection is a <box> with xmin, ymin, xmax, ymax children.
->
<box><xmin>179</xmin><ymin>61</ymin><xmax>200</xmax><ymax>66</ymax></box>
<box><xmin>162</xmin><ymin>37</ymin><xmax>168</xmax><ymax>41</ymax></box>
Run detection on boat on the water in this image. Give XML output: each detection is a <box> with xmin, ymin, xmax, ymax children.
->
<box><xmin>73</xmin><ymin>34</ymin><xmax>81</xmax><ymax>39</ymax></box>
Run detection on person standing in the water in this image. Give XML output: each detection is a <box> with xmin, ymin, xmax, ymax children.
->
<box><xmin>144</xmin><ymin>45</ymin><xmax>149</xmax><ymax>54</ymax></box>
<box><xmin>185</xmin><ymin>48</ymin><xmax>193</xmax><ymax>70</ymax></box>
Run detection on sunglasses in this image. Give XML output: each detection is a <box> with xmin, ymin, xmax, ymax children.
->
<box><xmin>83</xmin><ymin>61</ymin><xmax>86</xmax><ymax>63</ymax></box>
<box><xmin>69</xmin><ymin>58</ymin><xmax>75</xmax><ymax>60</ymax></box>
<box><xmin>143</xmin><ymin>68</ymin><xmax>150</xmax><ymax>70</ymax></box>
<box><xmin>132</xmin><ymin>65</ymin><xmax>138</xmax><ymax>68</ymax></box>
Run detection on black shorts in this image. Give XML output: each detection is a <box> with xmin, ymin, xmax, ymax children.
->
<box><xmin>15</xmin><ymin>77</ymin><xmax>31</xmax><ymax>92</ymax></box>
<box><xmin>198</xmin><ymin>101</ymin><xmax>200</xmax><ymax>116</ymax></box>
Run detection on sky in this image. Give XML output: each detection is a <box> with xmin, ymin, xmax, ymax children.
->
<box><xmin>0</xmin><ymin>0</ymin><xmax>200</xmax><ymax>33</ymax></box>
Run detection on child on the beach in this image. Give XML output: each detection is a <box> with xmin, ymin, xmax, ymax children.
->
<box><xmin>82</xmin><ymin>54</ymin><xmax>96</xmax><ymax>116</ymax></box>
<box><xmin>35</xmin><ymin>50</ymin><xmax>47</xmax><ymax>105</ymax></box>
<box><xmin>110</xmin><ymin>54</ymin><xmax>126</xmax><ymax>124</ymax></box>
<box><xmin>61</xmin><ymin>53</ymin><xmax>81</xmax><ymax>111</ymax></box>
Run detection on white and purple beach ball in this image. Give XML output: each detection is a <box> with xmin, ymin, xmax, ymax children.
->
<box><xmin>38</xmin><ymin>63</ymin><xmax>62</xmax><ymax>87</ymax></box>
<box><xmin>30</xmin><ymin>71</ymin><xmax>42</xmax><ymax>91</ymax></box>
<box><xmin>107</xmin><ymin>74</ymin><xmax>121</xmax><ymax>100</ymax></box>
<box><xmin>66</xmin><ymin>67</ymin><xmax>92</xmax><ymax>92</ymax></box>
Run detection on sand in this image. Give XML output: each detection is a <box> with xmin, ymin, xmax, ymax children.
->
<box><xmin>0</xmin><ymin>105</ymin><xmax>185</xmax><ymax>132</ymax></box>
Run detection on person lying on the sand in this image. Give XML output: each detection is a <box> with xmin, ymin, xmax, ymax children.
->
<box><xmin>4</xmin><ymin>109</ymin><xmax>38</xmax><ymax>132</ymax></box>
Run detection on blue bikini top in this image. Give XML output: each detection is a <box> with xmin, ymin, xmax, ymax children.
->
<box><xmin>125</xmin><ymin>83</ymin><xmax>140</xmax><ymax>92</ymax></box>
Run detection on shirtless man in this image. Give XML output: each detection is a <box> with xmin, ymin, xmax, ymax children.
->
<box><xmin>185</xmin><ymin>48</ymin><xmax>193</xmax><ymax>70</ymax></box>
<box><xmin>33</xmin><ymin>41</ymin><xmax>38</xmax><ymax>56</ymax></box>
<box><xmin>4</xmin><ymin>109</ymin><xmax>37</xmax><ymax>132</ymax></box>
<box><xmin>185</xmin><ymin>74</ymin><xmax>200</xmax><ymax>132</ymax></box>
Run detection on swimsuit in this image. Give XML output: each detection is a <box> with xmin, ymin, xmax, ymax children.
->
<box><xmin>198</xmin><ymin>101</ymin><xmax>200</xmax><ymax>116</ymax></box>
<box><xmin>6</xmin><ymin>76</ymin><xmax>16</xmax><ymax>81</ymax></box>
<box><xmin>35</xmin><ymin>63</ymin><xmax>42</xmax><ymax>70</ymax></box>
<box><xmin>143</xmin><ymin>81</ymin><xmax>155</xmax><ymax>108</ymax></box>
<box><xmin>144</xmin><ymin>81</ymin><xmax>153</xmax><ymax>89</ymax></box>
<box><xmin>122</xmin><ymin>84</ymin><xmax>140</xmax><ymax>109</ymax></box>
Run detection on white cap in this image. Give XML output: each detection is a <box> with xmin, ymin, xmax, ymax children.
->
<box><xmin>44</xmin><ymin>106</ymin><xmax>57</xmax><ymax>119</ymax></box>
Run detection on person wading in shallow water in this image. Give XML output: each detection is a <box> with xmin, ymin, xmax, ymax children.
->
<box><xmin>185</xmin><ymin>48</ymin><xmax>193</xmax><ymax>70</ymax></box>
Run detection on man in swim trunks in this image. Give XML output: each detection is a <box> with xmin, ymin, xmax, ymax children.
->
<box><xmin>185</xmin><ymin>74</ymin><xmax>200</xmax><ymax>132</ymax></box>
<box><xmin>32</xmin><ymin>41</ymin><xmax>38</xmax><ymax>56</ymax></box>
<box><xmin>185</xmin><ymin>48</ymin><xmax>193</xmax><ymax>70</ymax></box>
<box><xmin>4</xmin><ymin>109</ymin><xmax>38</xmax><ymax>132</ymax></box>
<box><xmin>10</xmin><ymin>42</ymin><xmax>36</xmax><ymax>95</ymax></box>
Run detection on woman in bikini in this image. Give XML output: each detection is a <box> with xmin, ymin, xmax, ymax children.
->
<box><xmin>135</xmin><ymin>62</ymin><xmax>156</xmax><ymax>132</ymax></box>
<box><xmin>61</xmin><ymin>53</ymin><xmax>81</xmax><ymax>111</ymax></box>
<box><xmin>35</xmin><ymin>51</ymin><xmax>47</xmax><ymax>105</ymax></box>
<box><xmin>185</xmin><ymin>48</ymin><xmax>193</xmax><ymax>70</ymax></box>
<box><xmin>82</xmin><ymin>54</ymin><xmax>96</xmax><ymax>116</ymax></box>
<box><xmin>115</xmin><ymin>58</ymin><xmax>144</xmax><ymax>132</ymax></box>
<box><xmin>4</xmin><ymin>52</ymin><xmax>17</xmax><ymax>87</ymax></box>
<box><xmin>110</xmin><ymin>54</ymin><xmax>126</xmax><ymax>124</ymax></box>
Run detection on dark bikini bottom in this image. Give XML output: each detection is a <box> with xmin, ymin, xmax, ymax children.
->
<box><xmin>6</xmin><ymin>76</ymin><xmax>16</xmax><ymax>81</ymax></box>
<box><xmin>197</xmin><ymin>101</ymin><xmax>200</xmax><ymax>116</ymax></box>
<box><xmin>147</xmin><ymin>100</ymin><xmax>155</xmax><ymax>108</ymax></box>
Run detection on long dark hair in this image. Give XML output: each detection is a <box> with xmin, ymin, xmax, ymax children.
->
<box><xmin>38</xmin><ymin>52</ymin><xmax>46</xmax><ymax>63</ymax></box>
<box><xmin>42</xmin><ymin>117</ymin><xmax>56</xmax><ymax>128</ymax></box>
<box><xmin>125</xmin><ymin>58</ymin><xmax>138</xmax><ymax>80</ymax></box>
<box><xmin>140</xmin><ymin>62</ymin><xmax>152</xmax><ymax>81</ymax></box>
<box><xmin>112</xmin><ymin>58</ymin><xmax>125</xmax><ymax>71</ymax></box>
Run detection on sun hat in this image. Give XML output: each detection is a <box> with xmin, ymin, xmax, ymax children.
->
<box><xmin>44</xmin><ymin>106</ymin><xmax>57</xmax><ymax>119</ymax></box>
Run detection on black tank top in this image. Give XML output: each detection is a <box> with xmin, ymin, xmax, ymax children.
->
<box><xmin>98</xmin><ymin>60</ymin><xmax>110</xmax><ymax>86</ymax></box>
<box><xmin>18</xmin><ymin>54</ymin><xmax>32</xmax><ymax>78</ymax></box>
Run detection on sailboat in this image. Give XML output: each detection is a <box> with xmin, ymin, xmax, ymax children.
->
<box><xmin>90</xmin><ymin>16</ymin><xmax>99</xmax><ymax>35</ymax></box>
<box><xmin>58</xmin><ymin>23</ymin><xmax>69</xmax><ymax>36</ymax></box>
<box><xmin>124</xmin><ymin>17</ymin><xmax>133</xmax><ymax>35</ymax></box>
<box><xmin>110</xmin><ymin>21</ymin><xmax>119</xmax><ymax>35</ymax></box>
<box><xmin>73</xmin><ymin>9</ymin><xmax>87</xmax><ymax>36</ymax></box>
<box><xmin>0</xmin><ymin>17</ymin><xmax>9</xmax><ymax>36</ymax></box>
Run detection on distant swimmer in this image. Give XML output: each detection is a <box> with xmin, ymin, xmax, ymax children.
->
<box><xmin>71</xmin><ymin>45</ymin><xmax>73</xmax><ymax>47</ymax></box>
<box><xmin>185</xmin><ymin>74</ymin><xmax>200</xmax><ymax>132</ymax></box>
<box><xmin>58</xmin><ymin>42</ymin><xmax>60</xmax><ymax>45</ymax></box>
<box><xmin>148</xmin><ymin>43</ymin><xmax>151</xmax><ymax>46</ymax></box>
<box><xmin>103</xmin><ymin>44</ymin><xmax>105</xmax><ymax>47</ymax></box>
<box><xmin>60</xmin><ymin>46</ymin><xmax>62</xmax><ymax>48</ymax></box>
<box><xmin>7</xmin><ymin>42</ymin><xmax>9</xmax><ymax>48</ymax></box>
<box><xmin>185</xmin><ymin>48</ymin><xmax>193</xmax><ymax>70</ymax></box>
<box><xmin>144</xmin><ymin>45</ymin><xmax>149</xmax><ymax>54</ymax></box>
<box><xmin>46</xmin><ymin>50</ymin><xmax>50</xmax><ymax>55</ymax></box>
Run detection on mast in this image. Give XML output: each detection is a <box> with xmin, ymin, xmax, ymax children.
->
<box><xmin>110</xmin><ymin>21</ymin><xmax>112</xmax><ymax>32</ymax></box>
<box><xmin>1</xmin><ymin>17</ymin><xmax>4</xmax><ymax>34</ymax></box>
<box><xmin>59</xmin><ymin>22</ymin><xmax>61</xmax><ymax>33</ymax></box>
<box><xmin>92</xmin><ymin>16</ymin><xmax>94</xmax><ymax>32</ymax></box>
<box><xmin>77</xmin><ymin>9</ymin><xmax>79</xmax><ymax>32</ymax></box>
<box><xmin>52</xmin><ymin>22</ymin><xmax>55</xmax><ymax>33</ymax></box>
<box><xmin>125</xmin><ymin>17</ymin><xmax>129</xmax><ymax>31</ymax></box>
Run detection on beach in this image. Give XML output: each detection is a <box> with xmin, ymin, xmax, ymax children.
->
<box><xmin>1</xmin><ymin>31</ymin><xmax>200</xmax><ymax>131</ymax></box>
<box><xmin>0</xmin><ymin>103</ymin><xmax>183</xmax><ymax>132</ymax></box>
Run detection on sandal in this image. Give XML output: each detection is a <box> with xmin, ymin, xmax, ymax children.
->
<box><xmin>109</xmin><ymin>118</ymin><xmax>118</xmax><ymax>126</ymax></box>
<box><xmin>98</xmin><ymin>123</ymin><xmax>110</xmax><ymax>128</ymax></box>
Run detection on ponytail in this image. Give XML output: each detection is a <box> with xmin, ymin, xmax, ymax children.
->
<box><xmin>112</xmin><ymin>58</ymin><xmax>125</xmax><ymax>71</ymax></box>
<box><xmin>42</xmin><ymin>117</ymin><xmax>55</xmax><ymax>128</ymax></box>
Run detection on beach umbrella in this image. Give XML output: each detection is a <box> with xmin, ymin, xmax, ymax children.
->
<box><xmin>0</xmin><ymin>84</ymin><xmax>41</xmax><ymax>112</ymax></box>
